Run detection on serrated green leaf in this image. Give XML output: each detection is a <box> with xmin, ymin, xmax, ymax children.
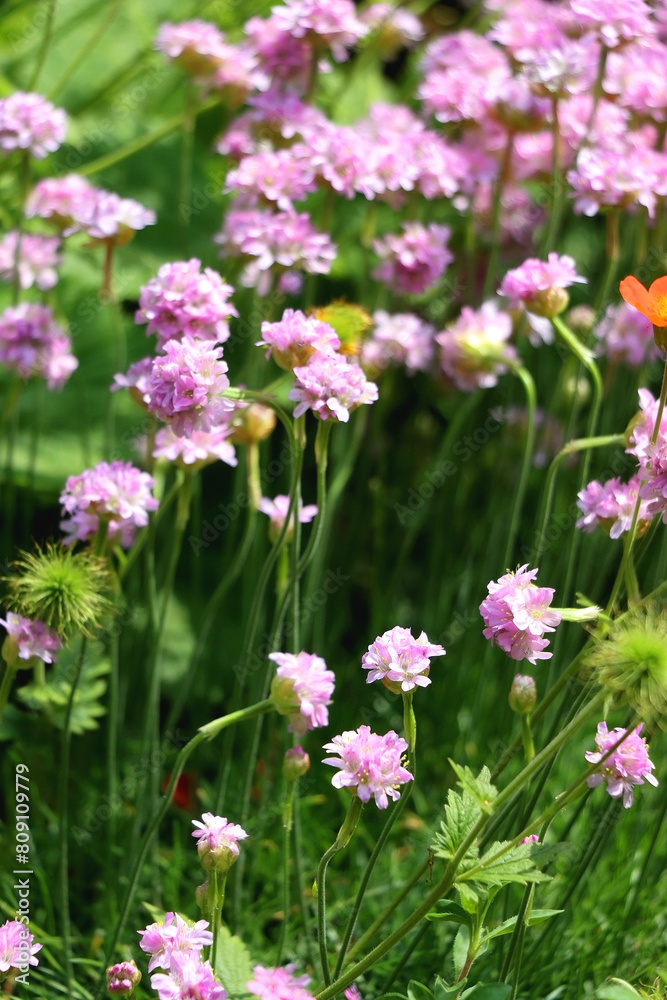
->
<box><xmin>214</xmin><ymin>923</ymin><xmax>254</xmax><ymax>998</ymax></box>
<box><xmin>450</xmin><ymin>763</ymin><xmax>498</xmax><ymax>814</ymax></box>
<box><xmin>453</xmin><ymin>924</ymin><xmax>470</xmax><ymax>982</ymax></box>
<box><xmin>458</xmin><ymin>882</ymin><xmax>479</xmax><ymax>911</ymax></box>
<box><xmin>426</xmin><ymin>901</ymin><xmax>473</xmax><ymax>927</ymax></box>
<box><xmin>16</xmin><ymin>653</ymin><xmax>110</xmax><ymax>734</ymax></box>
<box><xmin>481</xmin><ymin>909</ymin><xmax>563</xmax><ymax>943</ymax></box>
<box><xmin>458</xmin><ymin>840</ymin><xmax>551</xmax><ymax>893</ymax></box>
<box><xmin>407</xmin><ymin>980</ymin><xmax>436</xmax><ymax>1000</ymax></box>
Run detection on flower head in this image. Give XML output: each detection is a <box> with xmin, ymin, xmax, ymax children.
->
<box><xmin>148</xmin><ymin>337</ymin><xmax>232</xmax><ymax>437</ymax></box>
<box><xmin>191</xmin><ymin>813</ymin><xmax>248</xmax><ymax>872</ymax></box>
<box><xmin>585</xmin><ymin>721</ymin><xmax>658</xmax><ymax>808</ymax></box>
<box><xmin>259</xmin><ymin>495</ymin><xmax>318</xmax><ymax>541</ymax></box>
<box><xmin>289</xmin><ymin>352</ymin><xmax>378</xmax><ymax>422</ymax></box>
<box><xmin>0</xmin><ymin>231</ymin><xmax>62</xmax><ymax>290</ymax></box>
<box><xmin>247</xmin><ymin>964</ymin><xmax>314</xmax><ymax>1000</ymax></box>
<box><xmin>372</xmin><ymin>223</ymin><xmax>453</xmax><ymax>295</ymax></box>
<box><xmin>59</xmin><ymin>461</ymin><xmax>159</xmax><ymax>548</ymax></box>
<box><xmin>0</xmin><ymin>612</ymin><xmax>62</xmax><ymax>667</ymax></box>
<box><xmin>153</xmin><ymin>425</ymin><xmax>237</xmax><ymax>471</ymax></box>
<box><xmin>136</xmin><ymin>259</ymin><xmax>237</xmax><ymax>348</ymax></box>
<box><xmin>0</xmin><ymin>919</ymin><xmax>42</xmax><ymax>973</ymax></box>
<box><xmin>151</xmin><ymin>953</ymin><xmax>227</xmax><ymax>1000</ymax></box>
<box><xmin>0</xmin><ymin>302</ymin><xmax>77</xmax><ymax>390</ymax></box>
<box><xmin>362</xmin><ymin>626</ymin><xmax>445</xmax><ymax>693</ymax></box>
<box><xmin>498</xmin><ymin>253</ymin><xmax>586</xmax><ymax>318</ymax></box>
<box><xmin>269</xmin><ymin>650</ymin><xmax>335</xmax><ymax>735</ymax></box>
<box><xmin>0</xmin><ymin>91</ymin><xmax>67</xmax><ymax>158</ymax></box>
<box><xmin>106</xmin><ymin>960</ymin><xmax>142</xmax><ymax>996</ymax></box>
<box><xmin>480</xmin><ymin>564</ymin><xmax>561</xmax><ymax>665</ymax></box>
<box><xmin>322</xmin><ymin>725</ymin><xmax>413</xmax><ymax>809</ymax></box>
<box><xmin>138</xmin><ymin>912</ymin><xmax>213</xmax><ymax>972</ymax></box>
<box><xmin>436</xmin><ymin>302</ymin><xmax>517</xmax><ymax>392</ymax></box>
<box><xmin>257</xmin><ymin>309</ymin><xmax>340</xmax><ymax>370</ymax></box>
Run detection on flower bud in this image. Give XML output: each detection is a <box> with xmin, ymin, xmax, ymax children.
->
<box><xmin>106</xmin><ymin>961</ymin><xmax>141</xmax><ymax>996</ymax></box>
<box><xmin>228</xmin><ymin>402</ymin><xmax>276</xmax><ymax>445</ymax></box>
<box><xmin>283</xmin><ymin>745</ymin><xmax>310</xmax><ymax>781</ymax></box>
<box><xmin>509</xmin><ymin>674</ymin><xmax>537</xmax><ymax>715</ymax></box>
<box><xmin>270</xmin><ymin>675</ymin><xmax>301</xmax><ymax>718</ymax></box>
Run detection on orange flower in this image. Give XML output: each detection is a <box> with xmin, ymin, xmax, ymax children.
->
<box><xmin>619</xmin><ymin>274</ymin><xmax>667</xmax><ymax>327</ymax></box>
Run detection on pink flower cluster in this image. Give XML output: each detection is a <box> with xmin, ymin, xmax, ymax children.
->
<box><xmin>361</xmin><ymin>311</ymin><xmax>436</xmax><ymax>376</ymax></box>
<box><xmin>0</xmin><ymin>612</ymin><xmax>62</xmax><ymax>665</ymax></box>
<box><xmin>270</xmin><ymin>0</ymin><xmax>368</xmax><ymax>60</ymax></box>
<box><xmin>147</xmin><ymin>337</ymin><xmax>233</xmax><ymax>437</ymax></box>
<box><xmin>289</xmin><ymin>352</ymin><xmax>378</xmax><ymax>422</ymax></box>
<box><xmin>153</xmin><ymin>425</ymin><xmax>237</xmax><ymax>469</ymax></box>
<box><xmin>593</xmin><ymin>302</ymin><xmax>658</xmax><ymax>368</ymax></box>
<box><xmin>436</xmin><ymin>302</ymin><xmax>516</xmax><ymax>392</ymax></box>
<box><xmin>136</xmin><ymin>259</ymin><xmax>237</xmax><ymax>348</ymax></box>
<box><xmin>257</xmin><ymin>309</ymin><xmax>340</xmax><ymax>370</ymax></box>
<box><xmin>361</xmin><ymin>626</ymin><xmax>445</xmax><ymax>692</ymax></box>
<box><xmin>585</xmin><ymin>721</ymin><xmax>658</xmax><ymax>808</ymax></box>
<box><xmin>0</xmin><ymin>91</ymin><xmax>67</xmax><ymax>158</ymax></box>
<box><xmin>26</xmin><ymin>174</ymin><xmax>155</xmax><ymax>243</ymax></box>
<box><xmin>372</xmin><ymin>223</ymin><xmax>453</xmax><ymax>295</ymax></box>
<box><xmin>156</xmin><ymin>20</ymin><xmax>268</xmax><ymax>99</ymax></box>
<box><xmin>191</xmin><ymin>813</ymin><xmax>248</xmax><ymax>871</ymax></box>
<box><xmin>0</xmin><ymin>302</ymin><xmax>77</xmax><ymax>390</ymax></box>
<box><xmin>259</xmin><ymin>495</ymin><xmax>318</xmax><ymax>540</ymax></box>
<box><xmin>247</xmin><ymin>965</ymin><xmax>314</xmax><ymax>1000</ymax></box>
<box><xmin>576</xmin><ymin>475</ymin><xmax>652</xmax><ymax>539</ymax></box>
<box><xmin>269</xmin><ymin>650</ymin><xmax>335</xmax><ymax>735</ymax></box>
<box><xmin>107</xmin><ymin>960</ymin><xmax>141</xmax><ymax>995</ymax></box>
<box><xmin>479</xmin><ymin>564</ymin><xmax>562</xmax><ymax>665</ymax></box>
<box><xmin>0</xmin><ymin>919</ymin><xmax>42</xmax><ymax>974</ymax></box>
<box><xmin>0</xmin><ymin>231</ymin><xmax>62</xmax><ymax>290</ymax></box>
<box><xmin>498</xmin><ymin>253</ymin><xmax>586</xmax><ymax>317</ymax></box>
<box><xmin>322</xmin><ymin>725</ymin><xmax>413</xmax><ymax>809</ymax></box>
<box><xmin>138</xmin><ymin>912</ymin><xmax>225</xmax><ymax>1000</ymax></box>
<box><xmin>59</xmin><ymin>460</ymin><xmax>159</xmax><ymax>548</ymax></box>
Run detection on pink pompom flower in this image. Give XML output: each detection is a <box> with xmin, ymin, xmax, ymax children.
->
<box><xmin>480</xmin><ymin>564</ymin><xmax>562</xmax><ymax>665</ymax></box>
<box><xmin>0</xmin><ymin>91</ymin><xmax>67</xmax><ymax>158</ymax></box>
<box><xmin>138</xmin><ymin>912</ymin><xmax>213</xmax><ymax>973</ymax></box>
<box><xmin>322</xmin><ymin>725</ymin><xmax>413</xmax><ymax>809</ymax></box>
<box><xmin>436</xmin><ymin>302</ymin><xmax>517</xmax><ymax>392</ymax></box>
<box><xmin>151</xmin><ymin>953</ymin><xmax>227</xmax><ymax>1000</ymax></box>
<box><xmin>0</xmin><ymin>231</ymin><xmax>62</xmax><ymax>290</ymax></box>
<box><xmin>106</xmin><ymin>960</ymin><xmax>142</xmax><ymax>996</ymax></box>
<box><xmin>289</xmin><ymin>351</ymin><xmax>378</xmax><ymax>422</ymax></box>
<box><xmin>147</xmin><ymin>336</ymin><xmax>232</xmax><ymax>437</ymax></box>
<box><xmin>269</xmin><ymin>650</ymin><xmax>335</xmax><ymax>735</ymax></box>
<box><xmin>362</xmin><ymin>626</ymin><xmax>445</xmax><ymax>692</ymax></box>
<box><xmin>257</xmin><ymin>309</ymin><xmax>340</xmax><ymax>370</ymax></box>
<box><xmin>247</xmin><ymin>964</ymin><xmax>314</xmax><ymax>1000</ymax></box>
<box><xmin>0</xmin><ymin>302</ymin><xmax>77</xmax><ymax>390</ymax></box>
<box><xmin>498</xmin><ymin>253</ymin><xmax>586</xmax><ymax>318</ymax></box>
<box><xmin>585</xmin><ymin>721</ymin><xmax>658</xmax><ymax>808</ymax></box>
<box><xmin>372</xmin><ymin>223</ymin><xmax>453</xmax><ymax>295</ymax></box>
<box><xmin>136</xmin><ymin>259</ymin><xmax>237</xmax><ymax>348</ymax></box>
<box><xmin>59</xmin><ymin>460</ymin><xmax>159</xmax><ymax>548</ymax></box>
<box><xmin>0</xmin><ymin>612</ymin><xmax>62</xmax><ymax>666</ymax></box>
<box><xmin>0</xmin><ymin>919</ymin><xmax>42</xmax><ymax>973</ymax></box>
<box><xmin>191</xmin><ymin>813</ymin><xmax>248</xmax><ymax>872</ymax></box>
<box><xmin>153</xmin><ymin>425</ymin><xmax>237</xmax><ymax>470</ymax></box>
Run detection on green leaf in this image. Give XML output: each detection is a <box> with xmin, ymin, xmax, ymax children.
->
<box><xmin>458</xmin><ymin>840</ymin><xmax>552</xmax><ymax>894</ymax></box>
<box><xmin>481</xmin><ymin>909</ymin><xmax>563</xmax><ymax>943</ymax></box>
<box><xmin>594</xmin><ymin>982</ymin><xmax>643</xmax><ymax>1000</ymax></box>
<box><xmin>426</xmin><ymin>900</ymin><xmax>473</xmax><ymax>927</ymax></box>
<box><xmin>450</xmin><ymin>763</ymin><xmax>498</xmax><ymax>814</ymax></box>
<box><xmin>434</xmin><ymin>977</ymin><xmax>467</xmax><ymax>1000</ymax></box>
<box><xmin>407</xmin><ymin>981</ymin><xmax>436</xmax><ymax>1000</ymax></box>
<box><xmin>214</xmin><ymin>923</ymin><xmax>254</xmax><ymax>998</ymax></box>
<box><xmin>458</xmin><ymin>883</ymin><xmax>479</xmax><ymax>912</ymax></box>
<box><xmin>453</xmin><ymin>924</ymin><xmax>470</xmax><ymax>982</ymax></box>
<box><xmin>16</xmin><ymin>651</ymin><xmax>110</xmax><ymax>734</ymax></box>
<box><xmin>459</xmin><ymin>984</ymin><xmax>512</xmax><ymax>1000</ymax></box>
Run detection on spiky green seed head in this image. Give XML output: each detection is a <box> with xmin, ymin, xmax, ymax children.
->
<box><xmin>5</xmin><ymin>543</ymin><xmax>113</xmax><ymax>639</ymax></box>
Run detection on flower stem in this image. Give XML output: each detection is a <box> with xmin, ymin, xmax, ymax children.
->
<box><xmin>317</xmin><ymin>797</ymin><xmax>364</xmax><ymax>986</ymax></box>
<box><xmin>504</xmin><ymin>363</ymin><xmax>536</xmax><ymax>567</ymax></box>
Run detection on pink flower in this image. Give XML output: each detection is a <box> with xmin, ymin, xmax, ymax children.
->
<box><xmin>247</xmin><ymin>964</ymin><xmax>314</xmax><ymax>1000</ymax></box>
<box><xmin>372</xmin><ymin>223</ymin><xmax>453</xmax><ymax>295</ymax></box>
<box><xmin>59</xmin><ymin>460</ymin><xmax>159</xmax><ymax>548</ymax></box>
<box><xmin>626</xmin><ymin>388</ymin><xmax>667</xmax><ymax>465</ymax></box>
<box><xmin>80</xmin><ymin>191</ymin><xmax>156</xmax><ymax>245</ymax></box>
<box><xmin>362</xmin><ymin>310</ymin><xmax>435</xmax><ymax>375</ymax></box>
<box><xmin>147</xmin><ymin>336</ymin><xmax>232</xmax><ymax>437</ymax></box>
<box><xmin>576</xmin><ymin>475</ymin><xmax>653</xmax><ymax>539</ymax></box>
<box><xmin>585</xmin><ymin>721</ymin><xmax>658</xmax><ymax>808</ymax></box>
<box><xmin>436</xmin><ymin>302</ymin><xmax>516</xmax><ymax>392</ymax></box>
<box><xmin>0</xmin><ymin>302</ymin><xmax>77</xmax><ymax>390</ymax></box>
<box><xmin>136</xmin><ymin>259</ymin><xmax>237</xmax><ymax>347</ymax></box>
<box><xmin>362</xmin><ymin>626</ymin><xmax>445</xmax><ymax>692</ymax></box>
<box><xmin>593</xmin><ymin>302</ymin><xmax>659</xmax><ymax>368</ymax></box>
<box><xmin>257</xmin><ymin>309</ymin><xmax>340</xmax><ymax>369</ymax></box>
<box><xmin>521</xmin><ymin>834</ymin><xmax>540</xmax><ymax>845</ymax></box>
<box><xmin>270</xmin><ymin>0</ymin><xmax>368</xmax><ymax>61</ymax></box>
<box><xmin>270</xmin><ymin>651</ymin><xmax>335</xmax><ymax>735</ymax></box>
<box><xmin>153</xmin><ymin>425</ymin><xmax>237</xmax><ymax>469</ymax></box>
<box><xmin>138</xmin><ymin>912</ymin><xmax>213</xmax><ymax>973</ymax></box>
<box><xmin>25</xmin><ymin>174</ymin><xmax>100</xmax><ymax>232</ymax></box>
<box><xmin>0</xmin><ymin>919</ymin><xmax>42</xmax><ymax>973</ymax></box>
<box><xmin>567</xmin><ymin>139</ymin><xmax>667</xmax><ymax>220</ymax></box>
<box><xmin>0</xmin><ymin>612</ymin><xmax>62</xmax><ymax>665</ymax></box>
<box><xmin>322</xmin><ymin>725</ymin><xmax>413</xmax><ymax>809</ymax></box>
<box><xmin>568</xmin><ymin>0</ymin><xmax>655</xmax><ymax>48</ymax></box>
<box><xmin>0</xmin><ymin>231</ymin><xmax>62</xmax><ymax>290</ymax></box>
<box><xmin>0</xmin><ymin>91</ymin><xmax>67</xmax><ymax>158</ymax></box>
<box><xmin>155</xmin><ymin>20</ymin><xmax>229</xmax><ymax>75</ymax></box>
<box><xmin>480</xmin><ymin>564</ymin><xmax>561</xmax><ymax>665</ymax></box>
<box><xmin>106</xmin><ymin>960</ymin><xmax>142</xmax><ymax>995</ymax></box>
<box><xmin>191</xmin><ymin>813</ymin><xmax>248</xmax><ymax>872</ymax></box>
<box><xmin>225</xmin><ymin>148</ymin><xmax>317</xmax><ymax>212</ymax></box>
<box><xmin>111</xmin><ymin>356</ymin><xmax>154</xmax><ymax>407</ymax></box>
<box><xmin>289</xmin><ymin>352</ymin><xmax>378</xmax><ymax>422</ymax></box>
<box><xmin>258</xmin><ymin>495</ymin><xmax>318</xmax><ymax>541</ymax></box>
<box><xmin>418</xmin><ymin>30</ymin><xmax>510</xmax><ymax>124</ymax></box>
<box><xmin>151</xmin><ymin>953</ymin><xmax>227</xmax><ymax>1000</ymax></box>
<box><xmin>498</xmin><ymin>253</ymin><xmax>586</xmax><ymax>318</ymax></box>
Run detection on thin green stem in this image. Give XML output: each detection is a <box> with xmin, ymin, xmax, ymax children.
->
<box><xmin>504</xmin><ymin>364</ymin><xmax>536</xmax><ymax>567</ymax></box>
<box><xmin>0</xmin><ymin>662</ymin><xmax>19</xmax><ymax>726</ymax></box>
<box><xmin>28</xmin><ymin>0</ymin><xmax>57</xmax><ymax>89</ymax></box>
<box><xmin>317</xmin><ymin>798</ymin><xmax>364</xmax><ymax>986</ymax></box>
<box><xmin>47</xmin><ymin>0</ymin><xmax>123</xmax><ymax>99</ymax></box>
<box><xmin>483</xmin><ymin>132</ymin><xmax>514</xmax><ymax>300</ymax></box>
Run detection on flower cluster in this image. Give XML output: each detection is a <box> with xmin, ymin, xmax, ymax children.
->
<box><xmin>0</xmin><ymin>91</ymin><xmax>67</xmax><ymax>158</ymax></box>
<box><xmin>322</xmin><ymin>725</ymin><xmax>413</xmax><ymax>809</ymax></box>
<box><xmin>191</xmin><ymin>813</ymin><xmax>248</xmax><ymax>872</ymax></box>
<box><xmin>362</xmin><ymin>311</ymin><xmax>435</xmax><ymax>376</ymax></box>
<box><xmin>436</xmin><ymin>302</ymin><xmax>516</xmax><ymax>392</ymax></box>
<box><xmin>0</xmin><ymin>919</ymin><xmax>42</xmax><ymax>976</ymax></box>
<box><xmin>106</xmin><ymin>961</ymin><xmax>142</xmax><ymax>996</ymax></box>
<box><xmin>0</xmin><ymin>231</ymin><xmax>62</xmax><ymax>290</ymax></box>
<box><xmin>259</xmin><ymin>495</ymin><xmax>318</xmax><ymax>541</ymax></box>
<box><xmin>147</xmin><ymin>337</ymin><xmax>233</xmax><ymax>437</ymax></box>
<box><xmin>361</xmin><ymin>626</ymin><xmax>445</xmax><ymax>692</ymax></box>
<box><xmin>139</xmin><ymin>913</ymin><xmax>225</xmax><ymax>1000</ymax></box>
<box><xmin>257</xmin><ymin>309</ymin><xmax>340</xmax><ymax>369</ymax></box>
<box><xmin>0</xmin><ymin>302</ymin><xmax>77</xmax><ymax>389</ymax></box>
<box><xmin>498</xmin><ymin>253</ymin><xmax>586</xmax><ymax>318</ymax></box>
<box><xmin>289</xmin><ymin>352</ymin><xmax>378</xmax><ymax>422</ymax></box>
<box><xmin>585</xmin><ymin>721</ymin><xmax>658</xmax><ymax>808</ymax></box>
<box><xmin>136</xmin><ymin>259</ymin><xmax>237</xmax><ymax>347</ymax></box>
<box><xmin>372</xmin><ymin>223</ymin><xmax>453</xmax><ymax>295</ymax></box>
<box><xmin>0</xmin><ymin>612</ymin><xmax>62</xmax><ymax>666</ymax></box>
<box><xmin>247</xmin><ymin>965</ymin><xmax>314</xmax><ymax>1000</ymax></box>
<box><xmin>59</xmin><ymin>461</ymin><xmax>159</xmax><ymax>548</ymax></box>
<box><xmin>576</xmin><ymin>475</ymin><xmax>652</xmax><ymax>539</ymax></box>
<box><xmin>26</xmin><ymin>174</ymin><xmax>155</xmax><ymax>243</ymax></box>
<box><xmin>479</xmin><ymin>564</ymin><xmax>562</xmax><ymax>664</ymax></box>
<box><xmin>269</xmin><ymin>650</ymin><xmax>335</xmax><ymax>735</ymax></box>
<box><xmin>153</xmin><ymin>425</ymin><xmax>237</xmax><ymax>470</ymax></box>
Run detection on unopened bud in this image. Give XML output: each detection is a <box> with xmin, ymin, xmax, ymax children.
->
<box><xmin>106</xmin><ymin>961</ymin><xmax>141</xmax><ymax>996</ymax></box>
<box><xmin>283</xmin><ymin>745</ymin><xmax>310</xmax><ymax>781</ymax></box>
<box><xmin>228</xmin><ymin>402</ymin><xmax>277</xmax><ymax>444</ymax></box>
<box><xmin>509</xmin><ymin>674</ymin><xmax>537</xmax><ymax>715</ymax></box>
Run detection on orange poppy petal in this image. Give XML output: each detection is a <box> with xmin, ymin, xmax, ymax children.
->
<box><xmin>648</xmin><ymin>275</ymin><xmax>667</xmax><ymax>326</ymax></box>
<box><xmin>619</xmin><ymin>275</ymin><xmax>652</xmax><ymax>316</ymax></box>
